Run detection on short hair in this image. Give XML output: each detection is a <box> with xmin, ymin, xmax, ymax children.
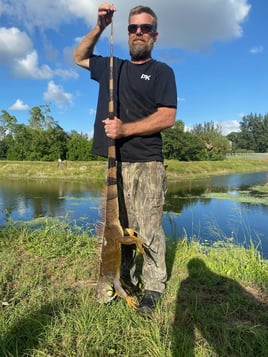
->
<box><xmin>128</xmin><ymin>5</ymin><xmax>158</xmax><ymax>30</ymax></box>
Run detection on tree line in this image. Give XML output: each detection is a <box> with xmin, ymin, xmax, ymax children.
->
<box><xmin>0</xmin><ymin>105</ymin><xmax>99</xmax><ymax>162</ymax></box>
<box><xmin>0</xmin><ymin>105</ymin><xmax>267</xmax><ymax>162</ymax></box>
<box><xmin>227</xmin><ymin>113</ymin><xmax>268</xmax><ymax>154</ymax></box>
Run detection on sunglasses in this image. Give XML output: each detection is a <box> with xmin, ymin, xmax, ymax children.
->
<box><xmin>128</xmin><ymin>23</ymin><xmax>156</xmax><ymax>34</ymax></box>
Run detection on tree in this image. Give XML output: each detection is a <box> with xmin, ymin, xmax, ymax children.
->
<box><xmin>234</xmin><ymin>113</ymin><xmax>268</xmax><ymax>153</ymax></box>
<box><xmin>67</xmin><ymin>131</ymin><xmax>93</xmax><ymax>161</ymax></box>
<box><xmin>162</xmin><ymin>120</ymin><xmax>207</xmax><ymax>161</ymax></box>
<box><xmin>238</xmin><ymin>114</ymin><xmax>257</xmax><ymax>151</ymax></box>
<box><xmin>28</xmin><ymin>105</ymin><xmax>57</xmax><ymax>131</ymax></box>
<box><xmin>178</xmin><ymin>132</ymin><xmax>207</xmax><ymax>161</ymax></box>
<box><xmin>226</xmin><ymin>132</ymin><xmax>240</xmax><ymax>153</ymax></box>
<box><xmin>192</xmin><ymin>121</ymin><xmax>231</xmax><ymax>159</ymax></box>
<box><xmin>162</xmin><ymin>120</ymin><xmax>184</xmax><ymax>159</ymax></box>
<box><xmin>6</xmin><ymin>124</ymin><xmax>34</xmax><ymax>160</ymax></box>
<box><xmin>26</xmin><ymin>105</ymin><xmax>68</xmax><ymax>161</ymax></box>
<box><xmin>46</xmin><ymin>125</ymin><xmax>69</xmax><ymax>161</ymax></box>
<box><xmin>27</xmin><ymin>123</ymin><xmax>69</xmax><ymax>161</ymax></box>
<box><xmin>0</xmin><ymin>110</ymin><xmax>17</xmax><ymax>139</ymax></box>
<box><xmin>0</xmin><ymin>105</ymin><xmax>69</xmax><ymax>161</ymax></box>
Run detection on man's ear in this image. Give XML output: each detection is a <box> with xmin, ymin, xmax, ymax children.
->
<box><xmin>153</xmin><ymin>31</ymin><xmax>158</xmax><ymax>42</ymax></box>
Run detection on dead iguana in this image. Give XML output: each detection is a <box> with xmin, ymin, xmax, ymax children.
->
<box><xmin>95</xmin><ymin>137</ymin><xmax>149</xmax><ymax>309</ymax></box>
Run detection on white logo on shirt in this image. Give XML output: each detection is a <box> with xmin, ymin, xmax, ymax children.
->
<box><xmin>141</xmin><ymin>74</ymin><xmax>151</xmax><ymax>80</ymax></box>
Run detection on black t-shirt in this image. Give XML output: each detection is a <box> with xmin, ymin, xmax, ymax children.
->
<box><xmin>90</xmin><ymin>56</ymin><xmax>177</xmax><ymax>162</ymax></box>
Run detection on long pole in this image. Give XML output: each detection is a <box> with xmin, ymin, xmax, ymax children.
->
<box><xmin>108</xmin><ymin>15</ymin><xmax>114</xmax><ymax>120</ymax></box>
<box><xmin>107</xmin><ymin>14</ymin><xmax>116</xmax><ymax>182</ymax></box>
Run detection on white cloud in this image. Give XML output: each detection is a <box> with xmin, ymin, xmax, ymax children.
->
<box><xmin>185</xmin><ymin>119</ymin><xmax>241</xmax><ymax>135</ymax></box>
<box><xmin>9</xmin><ymin>99</ymin><xmax>30</xmax><ymax>111</ymax></box>
<box><xmin>0</xmin><ymin>0</ymin><xmax>251</xmax><ymax>51</ymax></box>
<box><xmin>143</xmin><ymin>0</ymin><xmax>251</xmax><ymax>50</ymax></box>
<box><xmin>14</xmin><ymin>51</ymin><xmax>53</xmax><ymax>79</ymax></box>
<box><xmin>250</xmin><ymin>45</ymin><xmax>264</xmax><ymax>54</ymax></box>
<box><xmin>89</xmin><ymin>108</ymin><xmax>96</xmax><ymax>117</ymax></box>
<box><xmin>81</xmin><ymin>0</ymin><xmax>250</xmax><ymax>51</ymax></box>
<box><xmin>217</xmin><ymin>120</ymin><xmax>241</xmax><ymax>135</ymax></box>
<box><xmin>43</xmin><ymin>80</ymin><xmax>73</xmax><ymax>108</ymax></box>
<box><xmin>14</xmin><ymin>51</ymin><xmax>78</xmax><ymax>79</ymax></box>
<box><xmin>184</xmin><ymin>125</ymin><xmax>192</xmax><ymax>132</ymax></box>
<box><xmin>0</xmin><ymin>27</ymin><xmax>32</xmax><ymax>63</ymax></box>
<box><xmin>0</xmin><ymin>26</ymin><xmax>78</xmax><ymax>79</ymax></box>
<box><xmin>0</xmin><ymin>0</ymin><xmax>97</xmax><ymax>31</ymax></box>
<box><xmin>53</xmin><ymin>68</ymin><xmax>78</xmax><ymax>80</ymax></box>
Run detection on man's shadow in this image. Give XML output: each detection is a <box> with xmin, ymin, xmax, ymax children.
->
<box><xmin>172</xmin><ymin>258</ymin><xmax>268</xmax><ymax>357</ymax></box>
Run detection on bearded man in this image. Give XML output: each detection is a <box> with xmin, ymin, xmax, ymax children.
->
<box><xmin>73</xmin><ymin>3</ymin><xmax>177</xmax><ymax>314</ymax></box>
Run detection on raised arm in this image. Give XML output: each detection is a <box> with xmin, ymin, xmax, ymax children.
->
<box><xmin>73</xmin><ymin>3</ymin><xmax>116</xmax><ymax>69</ymax></box>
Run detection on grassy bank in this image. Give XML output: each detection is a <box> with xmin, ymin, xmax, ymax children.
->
<box><xmin>0</xmin><ymin>156</ymin><xmax>267</xmax><ymax>182</ymax></box>
<box><xmin>1</xmin><ymin>158</ymin><xmax>268</xmax><ymax>356</ymax></box>
<box><xmin>1</xmin><ymin>222</ymin><xmax>268</xmax><ymax>356</ymax></box>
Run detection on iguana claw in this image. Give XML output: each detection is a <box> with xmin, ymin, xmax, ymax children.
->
<box><xmin>124</xmin><ymin>228</ymin><xmax>152</xmax><ymax>264</ymax></box>
<box><xmin>125</xmin><ymin>295</ymin><xmax>138</xmax><ymax>310</ymax></box>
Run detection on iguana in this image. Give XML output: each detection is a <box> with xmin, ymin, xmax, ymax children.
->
<box><xmin>95</xmin><ymin>138</ymin><xmax>149</xmax><ymax>309</ymax></box>
<box><xmin>95</xmin><ymin>15</ymin><xmax>149</xmax><ymax>309</ymax></box>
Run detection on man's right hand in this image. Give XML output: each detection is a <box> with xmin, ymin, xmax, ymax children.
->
<box><xmin>97</xmin><ymin>3</ymin><xmax>116</xmax><ymax>31</ymax></box>
<box><xmin>73</xmin><ymin>3</ymin><xmax>116</xmax><ymax>69</ymax></box>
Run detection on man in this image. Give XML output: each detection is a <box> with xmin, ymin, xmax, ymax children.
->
<box><xmin>73</xmin><ymin>3</ymin><xmax>177</xmax><ymax>314</ymax></box>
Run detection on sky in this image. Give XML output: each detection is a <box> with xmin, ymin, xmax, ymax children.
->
<box><xmin>0</xmin><ymin>0</ymin><xmax>267</xmax><ymax>137</ymax></box>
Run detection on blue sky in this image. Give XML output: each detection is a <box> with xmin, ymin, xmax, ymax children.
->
<box><xmin>0</xmin><ymin>0</ymin><xmax>267</xmax><ymax>137</ymax></box>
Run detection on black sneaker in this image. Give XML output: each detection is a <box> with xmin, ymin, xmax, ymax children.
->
<box><xmin>138</xmin><ymin>290</ymin><xmax>161</xmax><ymax>315</ymax></box>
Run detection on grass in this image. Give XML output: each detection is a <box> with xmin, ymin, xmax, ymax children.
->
<box><xmin>1</xmin><ymin>221</ymin><xmax>268</xmax><ymax>356</ymax></box>
<box><xmin>251</xmin><ymin>184</ymin><xmax>268</xmax><ymax>194</ymax></box>
<box><xmin>0</xmin><ymin>156</ymin><xmax>268</xmax><ymax>182</ymax></box>
<box><xmin>165</xmin><ymin>156</ymin><xmax>268</xmax><ymax>181</ymax></box>
<box><xmin>202</xmin><ymin>190</ymin><xmax>268</xmax><ymax>205</ymax></box>
<box><xmin>0</xmin><ymin>161</ymin><xmax>106</xmax><ymax>183</ymax></box>
<box><xmin>200</xmin><ymin>178</ymin><xmax>268</xmax><ymax>205</ymax></box>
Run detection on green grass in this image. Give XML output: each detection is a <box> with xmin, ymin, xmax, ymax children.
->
<box><xmin>165</xmin><ymin>157</ymin><xmax>268</xmax><ymax>181</ymax></box>
<box><xmin>200</xmin><ymin>179</ymin><xmax>268</xmax><ymax>206</ymax></box>
<box><xmin>1</xmin><ymin>222</ymin><xmax>268</xmax><ymax>356</ymax></box>
<box><xmin>0</xmin><ymin>161</ymin><xmax>106</xmax><ymax>183</ymax></box>
<box><xmin>251</xmin><ymin>184</ymin><xmax>268</xmax><ymax>194</ymax></box>
<box><xmin>0</xmin><ymin>157</ymin><xmax>268</xmax><ymax>182</ymax></box>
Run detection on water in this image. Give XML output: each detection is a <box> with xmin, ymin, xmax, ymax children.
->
<box><xmin>164</xmin><ymin>171</ymin><xmax>268</xmax><ymax>257</ymax></box>
<box><xmin>0</xmin><ymin>171</ymin><xmax>268</xmax><ymax>257</ymax></box>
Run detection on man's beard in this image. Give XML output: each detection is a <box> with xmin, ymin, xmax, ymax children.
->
<box><xmin>129</xmin><ymin>38</ymin><xmax>154</xmax><ymax>61</ymax></box>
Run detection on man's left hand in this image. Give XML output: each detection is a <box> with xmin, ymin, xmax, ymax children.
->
<box><xmin>103</xmin><ymin>117</ymin><xmax>124</xmax><ymax>139</ymax></box>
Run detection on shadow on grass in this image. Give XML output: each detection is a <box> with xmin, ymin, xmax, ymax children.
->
<box><xmin>166</xmin><ymin>237</ymin><xmax>180</xmax><ymax>282</ymax></box>
<box><xmin>172</xmin><ymin>258</ymin><xmax>268</xmax><ymax>357</ymax></box>
<box><xmin>0</xmin><ymin>301</ymin><xmax>61</xmax><ymax>356</ymax></box>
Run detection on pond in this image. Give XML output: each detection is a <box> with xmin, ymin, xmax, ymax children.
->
<box><xmin>0</xmin><ymin>171</ymin><xmax>268</xmax><ymax>258</ymax></box>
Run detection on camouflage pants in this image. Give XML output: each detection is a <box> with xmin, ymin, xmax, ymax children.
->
<box><xmin>117</xmin><ymin>161</ymin><xmax>167</xmax><ymax>293</ymax></box>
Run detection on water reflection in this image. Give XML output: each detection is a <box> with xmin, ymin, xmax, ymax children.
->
<box><xmin>164</xmin><ymin>172</ymin><xmax>268</xmax><ymax>257</ymax></box>
<box><xmin>0</xmin><ymin>171</ymin><xmax>268</xmax><ymax>257</ymax></box>
<box><xmin>0</xmin><ymin>180</ymin><xmax>101</xmax><ymax>227</ymax></box>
